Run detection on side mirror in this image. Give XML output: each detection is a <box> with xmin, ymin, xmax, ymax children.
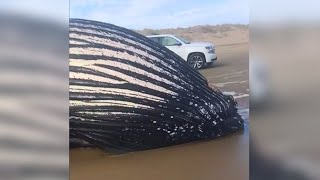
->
<box><xmin>174</xmin><ymin>42</ymin><xmax>182</xmax><ymax>46</ymax></box>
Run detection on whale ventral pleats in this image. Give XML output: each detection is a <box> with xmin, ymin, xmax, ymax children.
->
<box><xmin>69</xmin><ymin>18</ymin><xmax>244</xmax><ymax>153</ymax></box>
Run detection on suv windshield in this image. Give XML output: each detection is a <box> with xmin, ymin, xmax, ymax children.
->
<box><xmin>175</xmin><ymin>36</ymin><xmax>191</xmax><ymax>44</ymax></box>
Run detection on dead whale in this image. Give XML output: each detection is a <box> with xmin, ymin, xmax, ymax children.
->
<box><xmin>69</xmin><ymin>18</ymin><xmax>243</xmax><ymax>152</ymax></box>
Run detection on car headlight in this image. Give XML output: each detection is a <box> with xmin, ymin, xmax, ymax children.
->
<box><xmin>205</xmin><ymin>46</ymin><xmax>215</xmax><ymax>53</ymax></box>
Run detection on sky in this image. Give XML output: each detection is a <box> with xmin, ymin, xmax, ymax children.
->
<box><xmin>2</xmin><ymin>0</ymin><xmax>320</xmax><ymax>28</ymax></box>
<box><xmin>70</xmin><ymin>0</ymin><xmax>249</xmax><ymax>29</ymax></box>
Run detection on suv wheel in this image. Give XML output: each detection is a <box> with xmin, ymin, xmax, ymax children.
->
<box><xmin>188</xmin><ymin>53</ymin><xmax>205</xmax><ymax>69</ymax></box>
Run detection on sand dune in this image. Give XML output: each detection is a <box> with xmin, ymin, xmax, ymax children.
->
<box><xmin>136</xmin><ymin>24</ymin><xmax>248</xmax><ymax>46</ymax></box>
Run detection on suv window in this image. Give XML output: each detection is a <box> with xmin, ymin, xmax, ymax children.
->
<box><xmin>149</xmin><ymin>37</ymin><xmax>160</xmax><ymax>43</ymax></box>
<box><xmin>159</xmin><ymin>37</ymin><xmax>179</xmax><ymax>46</ymax></box>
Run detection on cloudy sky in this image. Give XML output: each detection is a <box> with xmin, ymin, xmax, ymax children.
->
<box><xmin>70</xmin><ymin>0</ymin><xmax>249</xmax><ymax>29</ymax></box>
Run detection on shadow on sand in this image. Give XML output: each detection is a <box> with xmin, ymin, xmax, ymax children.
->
<box><xmin>203</xmin><ymin>61</ymin><xmax>228</xmax><ymax>69</ymax></box>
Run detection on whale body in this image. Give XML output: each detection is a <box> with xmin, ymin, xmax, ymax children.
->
<box><xmin>69</xmin><ymin>19</ymin><xmax>243</xmax><ymax>152</ymax></box>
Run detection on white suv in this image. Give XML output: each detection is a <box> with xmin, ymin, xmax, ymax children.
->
<box><xmin>147</xmin><ymin>34</ymin><xmax>217</xmax><ymax>69</ymax></box>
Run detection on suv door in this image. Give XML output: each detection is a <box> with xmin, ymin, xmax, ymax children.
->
<box><xmin>158</xmin><ymin>36</ymin><xmax>185</xmax><ymax>60</ymax></box>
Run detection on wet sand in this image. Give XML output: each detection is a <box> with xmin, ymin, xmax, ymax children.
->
<box><xmin>70</xmin><ymin>43</ymin><xmax>249</xmax><ymax>180</ymax></box>
<box><xmin>201</xmin><ymin>43</ymin><xmax>249</xmax><ymax>108</ymax></box>
<box><xmin>70</xmin><ymin>129</ymin><xmax>248</xmax><ymax>180</ymax></box>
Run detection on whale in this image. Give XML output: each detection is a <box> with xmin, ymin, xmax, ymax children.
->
<box><xmin>69</xmin><ymin>18</ymin><xmax>244</xmax><ymax>153</ymax></box>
